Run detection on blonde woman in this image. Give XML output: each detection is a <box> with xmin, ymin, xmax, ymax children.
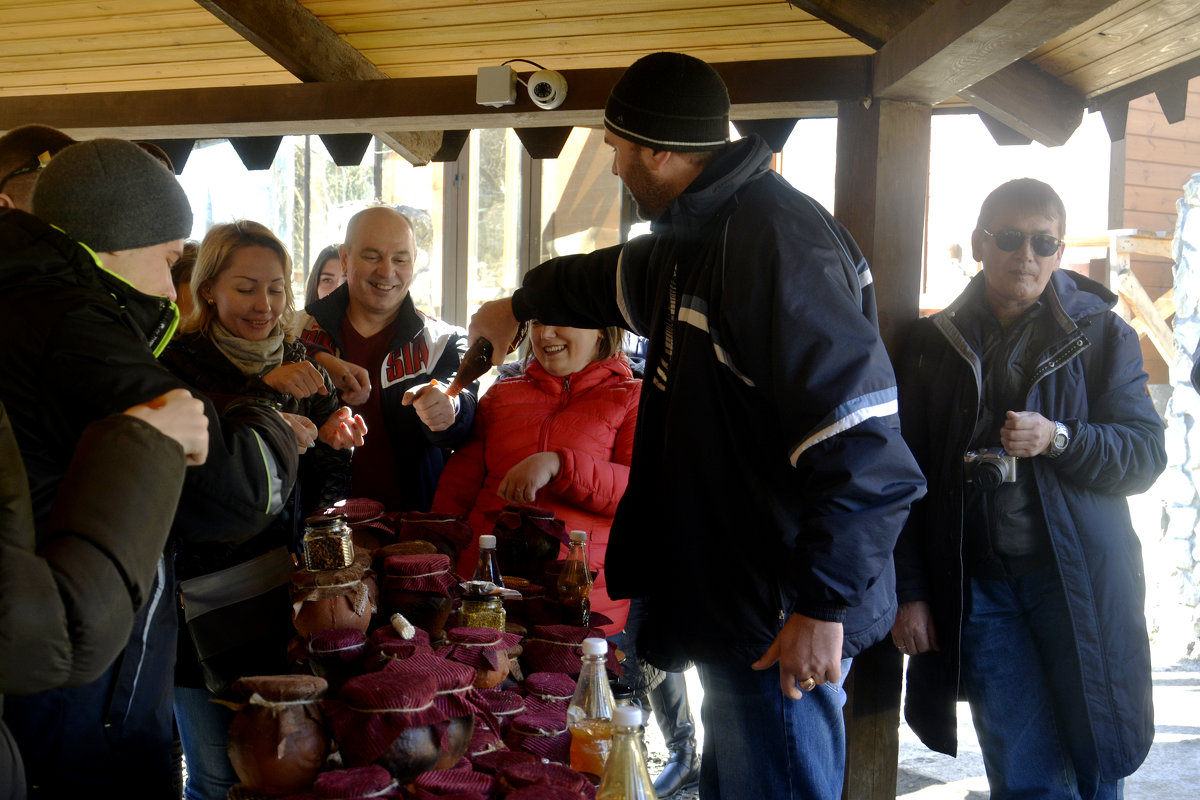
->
<box><xmin>161</xmin><ymin>220</ymin><xmax>365</xmax><ymax>800</ymax></box>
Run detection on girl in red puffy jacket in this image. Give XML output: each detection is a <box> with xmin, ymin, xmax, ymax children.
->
<box><xmin>431</xmin><ymin>322</ymin><xmax>639</xmax><ymax>634</ymax></box>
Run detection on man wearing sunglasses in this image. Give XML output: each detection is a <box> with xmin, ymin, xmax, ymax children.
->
<box><xmin>893</xmin><ymin>178</ymin><xmax>1166</xmax><ymax>799</ymax></box>
<box><xmin>0</xmin><ymin>125</ymin><xmax>76</xmax><ymax>211</ymax></box>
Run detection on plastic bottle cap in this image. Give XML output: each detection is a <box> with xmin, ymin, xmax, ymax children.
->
<box><xmin>569</xmin><ymin>530</ymin><xmax>587</xmax><ymax>543</ymax></box>
<box><xmin>612</xmin><ymin>705</ymin><xmax>642</xmax><ymax>727</ymax></box>
<box><xmin>479</xmin><ymin>534</ymin><xmax>497</xmax><ymax>549</ymax></box>
<box><xmin>581</xmin><ymin>637</ymin><xmax>607</xmax><ymax>656</ymax></box>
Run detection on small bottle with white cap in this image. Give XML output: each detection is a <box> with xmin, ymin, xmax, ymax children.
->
<box><xmin>471</xmin><ymin>533</ymin><xmax>505</xmax><ymax>588</ymax></box>
<box><xmin>557</xmin><ymin>529</ymin><xmax>592</xmax><ymax>626</ymax></box>
<box><xmin>567</xmin><ymin>636</ymin><xmax>616</xmax><ymax>782</ymax></box>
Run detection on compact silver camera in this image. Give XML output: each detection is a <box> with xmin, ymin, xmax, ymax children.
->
<box><xmin>963</xmin><ymin>447</ymin><xmax>1018</xmax><ymax>490</ymax></box>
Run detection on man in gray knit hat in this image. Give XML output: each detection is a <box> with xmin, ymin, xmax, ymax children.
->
<box><xmin>32</xmin><ymin>137</ymin><xmax>193</xmax><ymax>301</ymax></box>
<box><xmin>0</xmin><ymin>137</ymin><xmax>301</xmax><ymax>799</ymax></box>
<box><xmin>469</xmin><ymin>52</ymin><xmax>925</xmax><ymax>799</ymax></box>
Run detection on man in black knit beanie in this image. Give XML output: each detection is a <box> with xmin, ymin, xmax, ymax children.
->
<box><xmin>469</xmin><ymin>51</ymin><xmax>926</xmax><ymax>800</ymax></box>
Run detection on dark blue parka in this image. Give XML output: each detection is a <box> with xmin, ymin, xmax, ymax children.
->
<box><xmin>513</xmin><ymin>135</ymin><xmax>926</xmax><ymax>667</ymax></box>
<box><xmin>895</xmin><ymin>269</ymin><xmax>1166</xmax><ymax>780</ymax></box>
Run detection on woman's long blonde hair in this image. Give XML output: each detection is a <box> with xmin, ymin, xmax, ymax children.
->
<box><xmin>183</xmin><ymin>220</ymin><xmax>295</xmax><ymax>336</ymax></box>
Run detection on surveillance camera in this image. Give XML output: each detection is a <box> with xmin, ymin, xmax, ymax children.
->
<box><xmin>528</xmin><ymin>69</ymin><xmax>567</xmax><ymax>110</ymax></box>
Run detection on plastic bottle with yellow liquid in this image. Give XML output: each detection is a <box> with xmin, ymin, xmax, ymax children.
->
<box><xmin>597</xmin><ymin>704</ymin><xmax>658</xmax><ymax>800</ymax></box>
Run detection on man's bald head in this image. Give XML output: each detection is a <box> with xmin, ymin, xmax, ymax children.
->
<box><xmin>340</xmin><ymin>205</ymin><xmax>418</xmax><ymax>325</ymax></box>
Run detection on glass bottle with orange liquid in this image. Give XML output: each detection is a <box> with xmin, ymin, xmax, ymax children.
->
<box><xmin>445</xmin><ymin>322</ymin><xmax>528</xmax><ymax>398</ymax></box>
<box><xmin>567</xmin><ymin>636</ymin><xmax>615</xmax><ymax>782</ymax></box>
<box><xmin>557</xmin><ymin>529</ymin><xmax>592</xmax><ymax>626</ymax></box>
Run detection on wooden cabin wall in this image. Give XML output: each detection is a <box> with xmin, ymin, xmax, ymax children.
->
<box><xmin>1113</xmin><ymin>76</ymin><xmax>1200</xmax><ymax>384</ymax></box>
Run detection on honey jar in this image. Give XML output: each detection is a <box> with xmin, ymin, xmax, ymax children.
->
<box><xmin>302</xmin><ymin>513</ymin><xmax>354</xmax><ymax>571</ymax></box>
<box><xmin>460</xmin><ymin>593</ymin><xmax>506</xmax><ymax>631</ymax></box>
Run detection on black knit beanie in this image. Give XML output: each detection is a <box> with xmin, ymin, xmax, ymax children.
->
<box><xmin>32</xmin><ymin>138</ymin><xmax>193</xmax><ymax>252</ymax></box>
<box><xmin>604</xmin><ymin>52</ymin><xmax>730</xmax><ymax>152</ymax></box>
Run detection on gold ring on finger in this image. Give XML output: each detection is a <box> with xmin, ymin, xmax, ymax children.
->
<box><xmin>800</xmin><ymin>677</ymin><xmax>817</xmax><ymax>693</ymax></box>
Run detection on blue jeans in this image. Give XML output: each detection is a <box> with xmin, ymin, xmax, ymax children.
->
<box><xmin>174</xmin><ymin>686</ymin><xmax>239</xmax><ymax>800</ymax></box>
<box><xmin>961</xmin><ymin>571</ymin><xmax>1123</xmax><ymax>800</ymax></box>
<box><xmin>695</xmin><ymin>657</ymin><xmax>851</xmax><ymax>800</ymax></box>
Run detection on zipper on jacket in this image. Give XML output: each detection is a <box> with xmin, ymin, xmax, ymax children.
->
<box><xmin>1025</xmin><ymin>334</ymin><xmax>1089</xmax><ymax>397</ymax></box>
<box><xmin>537</xmin><ymin>374</ymin><xmax>573</xmax><ymax>451</ymax></box>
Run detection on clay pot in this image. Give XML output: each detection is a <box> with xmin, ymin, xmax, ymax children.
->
<box><xmin>290</xmin><ymin>563</ymin><xmax>375</xmax><ymax>639</ymax></box>
<box><xmin>370</xmin><ymin>714</ymin><xmax>473</xmax><ymax>780</ymax></box>
<box><xmin>381</xmin><ymin>554</ymin><xmax>459</xmax><ymax>642</ymax></box>
<box><xmin>374</xmin><ymin>724</ymin><xmax>440</xmax><ymax>782</ymax></box>
<box><xmin>293</xmin><ymin>594</ymin><xmax>372</xmax><ymax>639</ymax></box>
<box><xmin>226</xmin><ymin>675</ymin><xmax>328</xmax><ymax>795</ymax></box>
<box><xmin>434</xmin><ymin>714</ymin><xmax>475</xmax><ymax>770</ymax></box>
<box><xmin>383</xmin><ymin>588</ymin><xmax>454</xmax><ymax>641</ymax></box>
<box><xmin>496</xmin><ymin>523</ymin><xmax>562</xmax><ymax>583</ymax></box>
<box><xmin>472</xmin><ymin>649</ymin><xmax>510</xmax><ymax>689</ymax></box>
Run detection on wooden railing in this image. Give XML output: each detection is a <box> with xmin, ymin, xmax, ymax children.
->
<box><xmin>1073</xmin><ymin>229</ymin><xmax>1176</xmax><ymax>363</ymax></box>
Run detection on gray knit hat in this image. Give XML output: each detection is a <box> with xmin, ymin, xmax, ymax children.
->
<box><xmin>32</xmin><ymin>138</ymin><xmax>193</xmax><ymax>252</ymax></box>
<box><xmin>604</xmin><ymin>52</ymin><xmax>730</xmax><ymax>152</ymax></box>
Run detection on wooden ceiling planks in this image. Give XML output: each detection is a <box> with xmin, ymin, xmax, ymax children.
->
<box><xmin>0</xmin><ymin>0</ymin><xmax>870</xmax><ymax>96</ymax></box>
<box><xmin>1031</xmin><ymin>0</ymin><xmax>1200</xmax><ymax>96</ymax></box>
<box><xmin>0</xmin><ymin>0</ymin><xmax>1198</xmax><ymax>147</ymax></box>
<box><xmin>0</xmin><ymin>0</ymin><xmax>293</xmax><ymax>97</ymax></box>
<box><xmin>329</xmin><ymin>0</ymin><xmax>865</xmax><ymax>77</ymax></box>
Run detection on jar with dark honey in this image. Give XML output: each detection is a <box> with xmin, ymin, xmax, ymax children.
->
<box><xmin>302</xmin><ymin>513</ymin><xmax>354</xmax><ymax>571</ymax></box>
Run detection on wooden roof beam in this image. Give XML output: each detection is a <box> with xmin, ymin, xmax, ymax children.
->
<box><xmin>786</xmin><ymin>0</ymin><xmax>929</xmax><ymax>49</ymax></box>
<box><xmin>0</xmin><ymin>58</ymin><xmax>866</xmax><ymax>141</ymax></box>
<box><xmin>195</xmin><ymin>0</ymin><xmax>441</xmax><ymax>165</ymax></box>
<box><xmin>959</xmin><ymin>60</ymin><xmax>1085</xmax><ymax>147</ymax></box>
<box><xmin>788</xmin><ymin>0</ymin><xmax>1091</xmax><ymax>146</ymax></box>
<box><xmin>872</xmin><ymin>0</ymin><xmax>1117</xmax><ymax>105</ymax></box>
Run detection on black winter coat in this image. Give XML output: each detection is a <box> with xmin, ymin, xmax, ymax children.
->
<box><xmin>513</xmin><ymin>135</ymin><xmax>926</xmax><ymax>665</ymax></box>
<box><xmin>160</xmin><ymin>330</ymin><xmax>352</xmax><ymax>559</ymax></box>
<box><xmin>895</xmin><ymin>270</ymin><xmax>1166</xmax><ymax>780</ymax></box>
<box><xmin>160</xmin><ymin>331</ymin><xmax>353</xmax><ymax>690</ymax></box>
<box><xmin>0</xmin><ymin>208</ymin><xmax>299</xmax><ymax>797</ymax></box>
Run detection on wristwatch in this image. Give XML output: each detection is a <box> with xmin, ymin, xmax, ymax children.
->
<box><xmin>1047</xmin><ymin>421</ymin><xmax>1070</xmax><ymax>459</ymax></box>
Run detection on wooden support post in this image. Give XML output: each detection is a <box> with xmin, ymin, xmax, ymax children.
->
<box><xmin>835</xmin><ymin>98</ymin><xmax>932</xmax><ymax>354</ymax></box>
<box><xmin>833</xmin><ymin>97</ymin><xmax>931</xmax><ymax>799</ymax></box>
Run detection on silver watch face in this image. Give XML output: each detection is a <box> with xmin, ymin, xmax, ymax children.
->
<box><xmin>1052</xmin><ymin>424</ymin><xmax>1069</xmax><ymax>452</ymax></box>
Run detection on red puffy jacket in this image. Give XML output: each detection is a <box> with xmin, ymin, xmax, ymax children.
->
<box><xmin>432</xmin><ymin>353</ymin><xmax>640</xmax><ymax>633</ymax></box>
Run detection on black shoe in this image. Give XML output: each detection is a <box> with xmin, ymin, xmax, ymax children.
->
<box><xmin>654</xmin><ymin>750</ymin><xmax>700</xmax><ymax>798</ymax></box>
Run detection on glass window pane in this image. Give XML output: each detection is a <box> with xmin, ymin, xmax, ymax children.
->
<box><xmin>380</xmin><ymin>147</ymin><xmax>444</xmax><ymax>320</ymax></box>
<box><xmin>539</xmin><ymin>127</ymin><xmax>623</xmax><ymax>259</ymax></box>
<box><xmin>467</xmin><ymin>128</ymin><xmax>524</xmax><ymax>324</ymax></box>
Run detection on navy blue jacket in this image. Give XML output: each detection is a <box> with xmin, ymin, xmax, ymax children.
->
<box><xmin>514</xmin><ymin>135</ymin><xmax>926</xmax><ymax>665</ymax></box>
<box><xmin>896</xmin><ymin>270</ymin><xmax>1166</xmax><ymax>779</ymax></box>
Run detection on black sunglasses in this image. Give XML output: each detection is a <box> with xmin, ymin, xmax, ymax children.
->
<box><xmin>982</xmin><ymin>228</ymin><xmax>1064</xmax><ymax>258</ymax></box>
